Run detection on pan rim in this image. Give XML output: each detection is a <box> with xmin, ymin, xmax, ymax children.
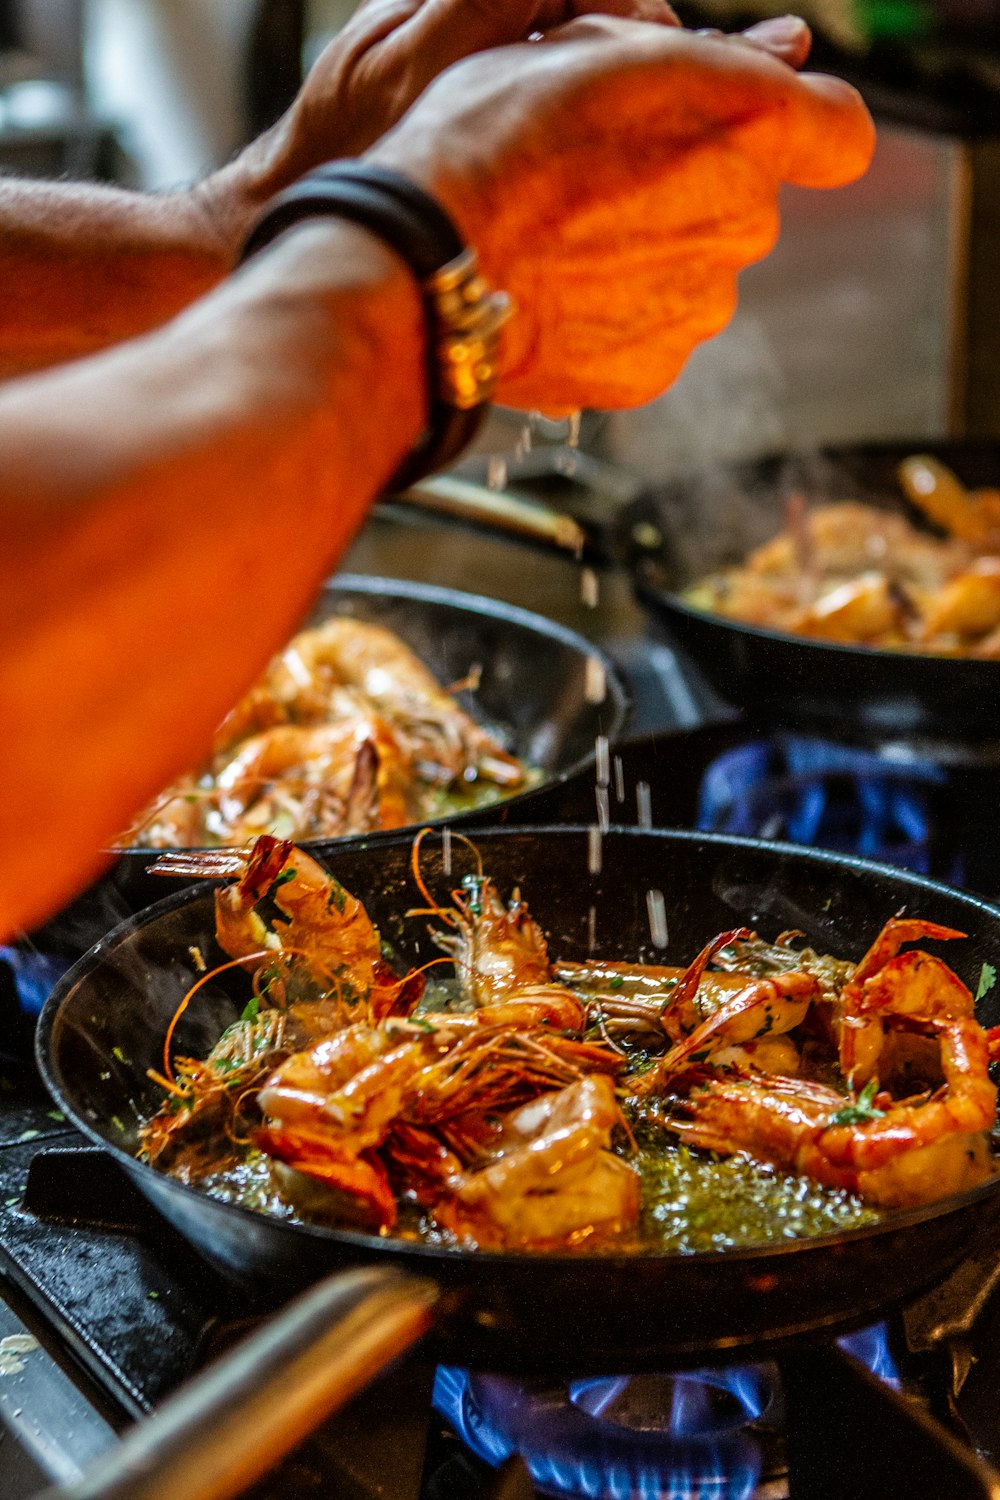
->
<box><xmin>36</xmin><ymin>824</ymin><xmax>1000</xmax><ymax>1270</ymax></box>
<box><xmin>641</xmin><ymin>580</ymin><xmax>1000</xmax><ymax>672</ymax></box>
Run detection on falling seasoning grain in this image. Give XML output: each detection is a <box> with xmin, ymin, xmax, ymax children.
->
<box><xmin>486</xmin><ymin>455</ymin><xmax>508</xmax><ymax>492</ymax></box>
<box><xmin>613</xmin><ymin>755</ymin><xmax>625</xmax><ymax>803</ymax></box>
<box><xmin>636</xmin><ymin>781</ymin><xmax>652</xmax><ymax>828</ymax></box>
<box><xmin>580</xmin><ymin>567</ymin><xmax>599</xmax><ymax>610</ymax></box>
<box><xmin>587</xmin><ymin>904</ymin><xmax>598</xmax><ymax>952</ymax></box>
<box><xmin>595</xmin><ymin>734</ymin><xmax>610</xmax><ymax>787</ymax></box>
<box><xmin>595</xmin><ymin>786</ymin><xmax>610</xmax><ymax>833</ymax></box>
<box><xmin>567</xmin><ymin>410</ymin><xmax>582</xmax><ymax>448</ymax></box>
<box><xmin>585</xmin><ymin>655</ymin><xmax>607</xmax><ymax>705</ymax></box>
<box><xmin>646</xmin><ymin>889</ymin><xmax>668</xmax><ymax>948</ymax></box>
<box><xmin>442</xmin><ymin>826</ymin><xmax>452</xmax><ymax>877</ymax></box>
<box><xmin>588</xmin><ymin>825</ymin><xmax>603</xmax><ymax>874</ymax></box>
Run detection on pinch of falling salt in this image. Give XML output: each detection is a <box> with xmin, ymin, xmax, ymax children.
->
<box><xmin>595</xmin><ymin>734</ymin><xmax>610</xmax><ymax>787</ymax></box>
<box><xmin>588</xmin><ymin>824</ymin><xmax>603</xmax><ymax>874</ymax></box>
<box><xmin>646</xmin><ymin>889</ymin><xmax>668</xmax><ymax>948</ymax></box>
<box><xmin>636</xmin><ymin>781</ymin><xmax>652</xmax><ymax>828</ymax></box>
<box><xmin>515</xmin><ymin>416</ymin><xmax>537</xmax><ymax>459</ymax></box>
<box><xmin>613</xmin><ymin>755</ymin><xmax>625</xmax><ymax>804</ymax></box>
<box><xmin>580</xmin><ymin>567</ymin><xmax>599</xmax><ymax>610</ymax></box>
<box><xmin>585</xmin><ymin>655</ymin><xmax>607</xmax><ymax>705</ymax></box>
<box><xmin>587</xmin><ymin>903</ymin><xmax>598</xmax><ymax>952</ymax></box>
<box><xmin>595</xmin><ymin>786</ymin><xmax>610</xmax><ymax>833</ymax></box>
<box><xmin>486</xmin><ymin>455</ymin><xmax>508</xmax><ymax>491</ymax></box>
<box><xmin>442</xmin><ymin>826</ymin><xmax>452</xmax><ymax>877</ymax></box>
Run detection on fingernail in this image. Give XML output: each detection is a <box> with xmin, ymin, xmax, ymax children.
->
<box><xmin>742</xmin><ymin>14</ymin><xmax>808</xmax><ymax>43</ymax></box>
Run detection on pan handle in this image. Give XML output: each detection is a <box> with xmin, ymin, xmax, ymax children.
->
<box><xmin>390</xmin><ymin>474</ymin><xmax>589</xmax><ymax>556</ymax></box>
<box><xmin>44</xmin><ymin>1265</ymin><xmax>440</xmax><ymax>1500</ymax></box>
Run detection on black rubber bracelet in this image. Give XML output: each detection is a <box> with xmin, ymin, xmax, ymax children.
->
<box><xmin>239</xmin><ymin>163</ymin><xmax>488</xmax><ymax>490</ymax></box>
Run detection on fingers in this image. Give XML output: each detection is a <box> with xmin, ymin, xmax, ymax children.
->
<box><xmin>779</xmin><ymin>70</ymin><xmax>876</xmax><ymax>187</ymax></box>
<box><xmin>391</xmin><ymin>0</ymin><xmax>678</xmax><ymax>92</ymax></box>
<box><xmin>674</xmin><ymin>23</ymin><xmax>874</xmax><ymax>189</ymax></box>
<box><xmin>567</xmin><ymin>0</ymin><xmax>680</xmax><ymax>23</ymax></box>
<box><xmin>657</xmin><ymin>24</ymin><xmax>875</xmax><ymax>191</ymax></box>
<box><xmin>381</xmin><ymin>0</ymin><xmax>558</xmax><ymax>98</ymax></box>
<box><xmin>707</xmin><ymin>25</ymin><xmax>869</xmax><ymax>190</ymax></box>
<box><xmin>736</xmin><ymin>14</ymin><xmax>812</xmax><ymax>68</ymax></box>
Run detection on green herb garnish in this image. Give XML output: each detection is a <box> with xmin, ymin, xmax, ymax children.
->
<box><xmin>240</xmin><ymin>995</ymin><xmax>261</xmax><ymax>1024</ymax></box>
<box><xmin>829</xmin><ymin>1078</ymin><xmax>885</xmax><ymax>1127</ymax></box>
<box><xmin>976</xmin><ymin>963</ymin><xmax>997</xmax><ymax>1003</ymax></box>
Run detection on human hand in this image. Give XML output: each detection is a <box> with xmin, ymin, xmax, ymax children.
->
<box><xmin>231</xmin><ymin>0</ymin><xmax>679</xmax><ymax>208</ymax></box>
<box><xmin>367</xmin><ymin>16</ymin><xmax>875</xmax><ymax>411</ymax></box>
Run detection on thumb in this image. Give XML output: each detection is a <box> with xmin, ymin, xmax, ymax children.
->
<box><xmin>737</xmin><ymin>14</ymin><xmax>813</xmax><ymax>68</ymax></box>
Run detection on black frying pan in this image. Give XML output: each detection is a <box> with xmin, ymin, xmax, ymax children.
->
<box><xmin>105</xmin><ymin>576</ymin><xmax>628</xmax><ymax>911</ymax></box>
<box><xmin>620</xmin><ymin>439</ymin><xmax>1000</xmax><ymax>754</ymax></box>
<box><xmin>36</xmin><ymin>826</ymin><xmax>1000</xmax><ymax>1500</ymax></box>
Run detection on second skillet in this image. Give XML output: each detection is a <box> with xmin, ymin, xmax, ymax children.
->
<box><xmin>620</xmin><ymin>438</ymin><xmax>1000</xmax><ymax>753</ymax></box>
<box><xmin>104</xmin><ymin>575</ymin><xmax>628</xmax><ymax>910</ymax></box>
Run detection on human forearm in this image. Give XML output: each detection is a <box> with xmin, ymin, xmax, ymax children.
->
<box><xmin>0</xmin><ymin>165</ymin><xmax>271</xmax><ymax>375</ymax></box>
<box><xmin>0</xmin><ymin>221</ymin><xmax>424</xmax><ymax>933</ymax></box>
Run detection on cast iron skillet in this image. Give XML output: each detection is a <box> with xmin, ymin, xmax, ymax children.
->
<box><xmin>40</xmin><ymin>824</ymin><xmax>1000</xmax><ymax>1357</ymax></box>
<box><xmin>106</xmin><ymin>575</ymin><xmax>628</xmax><ymax>910</ymax></box>
<box><xmin>36</xmin><ymin>827</ymin><xmax>1000</xmax><ymax>1498</ymax></box>
<box><xmin>622</xmin><ymin>439</ymin><xmax>1000</xmax><ymax>753</ymax></box>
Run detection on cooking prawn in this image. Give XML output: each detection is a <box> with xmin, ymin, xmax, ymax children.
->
<box><xmin>139</xmin><ymin>840</ymin><xmax>999</xmax><ymax>1249</ymax></box>
<box><xmin>666</xmin><ymin>1015</ymin><xmax>996</xmax><ymax>1208</ymax></box>
<box><xmin>254</xmin><ymin>1017</ymin><xmax>625</xmax><ymax>1234</ymax></box>
<box><xmin>119</xmin><ymin>616</ymin><xmax>535</xmax><ymax>848</ymax></box>
<box><xmin>275</xmin><ymin>617</ymin><xmax>526</xmax><ymax>788</ymax></box>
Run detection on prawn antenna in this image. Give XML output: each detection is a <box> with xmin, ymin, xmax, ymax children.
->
<box><xmin>161</xmin><ymin>951</ymin><xmax>272</xmax><ymax>1081</ymax></box>
<box><xmin>409</xmin><ymin>826</ymin><xmax>484</xmax><ymax>914</ymax></box>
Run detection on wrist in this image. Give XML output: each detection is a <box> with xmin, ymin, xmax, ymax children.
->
<box><xmin>239</xmin><ymin>164</ymin><xmax>512</xmax><ymax>488</ymax></box>
<box><xmin>225</xmin><ymin>217</ymin><xmax>427</xmax><ymax>493</ymax></box>
<box><xmin>190</xmin><ymin>117</ymin><xmax>301</xmax><ymax>267</ymax></box>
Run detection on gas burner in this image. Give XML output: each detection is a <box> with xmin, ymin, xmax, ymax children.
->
<box><xmin>696</xmin><ymin>734</ymin><xmax>954</xmax><ymax>878</ymax></box>
<box><xmin>433</xmin><ymin>1328</ymin><xmax>902</xmax><ymax>1500</ymax></box>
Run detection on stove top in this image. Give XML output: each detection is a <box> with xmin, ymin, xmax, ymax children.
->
<box><xmin>9</xmin><ymin>573</ymin><xmax>1000</xmax><ymax>1498</ymax></box>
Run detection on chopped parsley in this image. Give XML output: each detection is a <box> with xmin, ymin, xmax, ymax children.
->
<box><xmin>325</xmin><ymin>880</ymin><xmax>347</xmax><ymax>914</ymax></box>
<box><xmin>829</xmin><ymin>1078</ymin><xmax>885</xmax><ymax>1128</ymax></box>
<box><xmin>976</xmin><ymin>963</ymin><xmax>997</xmax><ymax>1003</ymax></box>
